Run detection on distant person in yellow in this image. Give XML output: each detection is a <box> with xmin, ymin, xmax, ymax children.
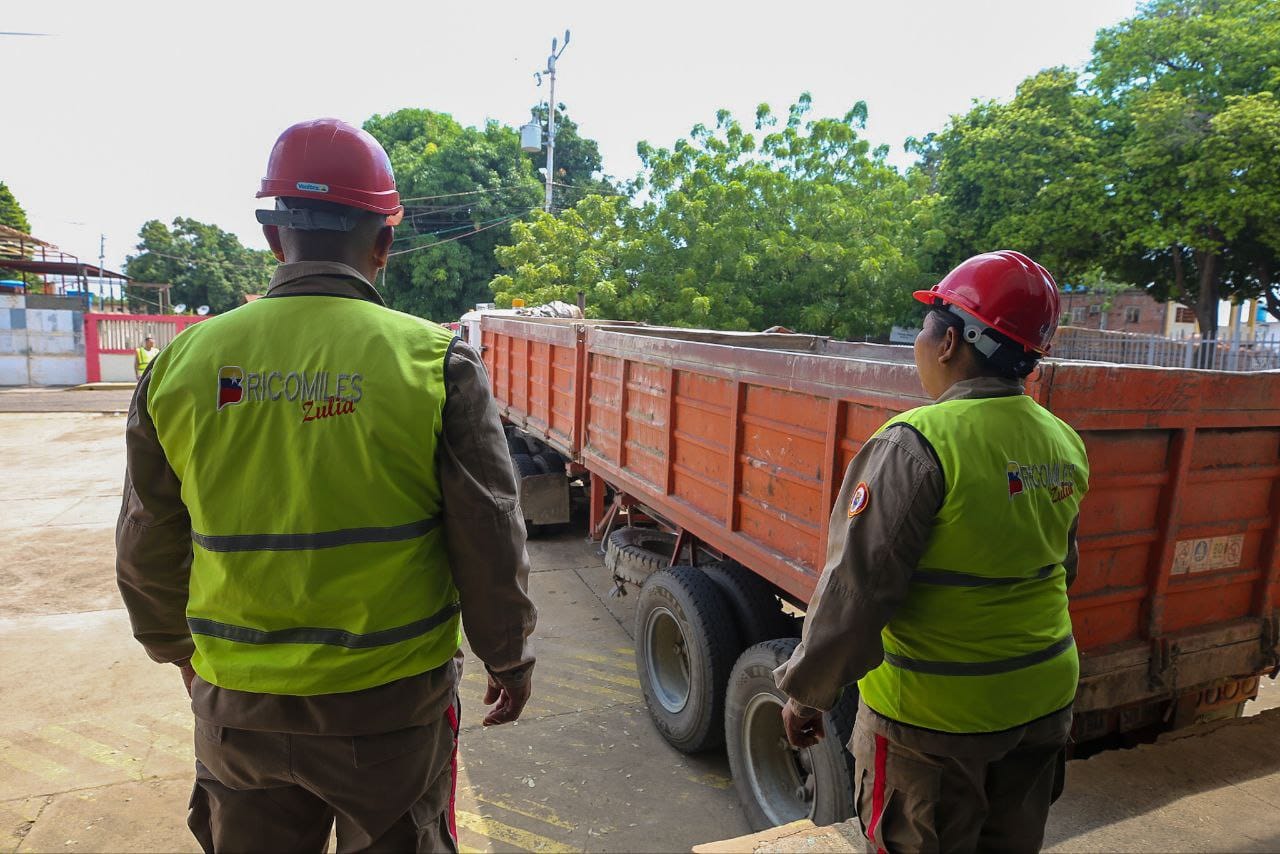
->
<box><xmin>134</xmin><ymin>335</ymin><xmax>159</xmax><ymax>380</ymax></box>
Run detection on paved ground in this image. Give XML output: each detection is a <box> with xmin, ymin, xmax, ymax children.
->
<box><xmin>0</xmin><ymin>387</ymin><xmax>135</xmax><ymax>414</ymax></box>
<box><xmin>3</xmin><ymin>403</ymin><xmax>1280</xmax><ymax>853</ymax></box>
<box><xmin>0</xmin><ymin>410</ymin><xmax>747</xmax><ymax>853</ymax></box>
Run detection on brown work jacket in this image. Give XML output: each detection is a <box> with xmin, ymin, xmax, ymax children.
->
<box><xmin>774</xmin><ymin>377</ymin><xmax>1081</xmax><ymax>718</ymax></box>
<box><xmin>116</xmin><ymin>261</ymin><xmax>536</xmax><ymax>735</ymax></box>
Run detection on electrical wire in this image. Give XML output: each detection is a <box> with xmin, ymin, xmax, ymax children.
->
<box><xmin>398</xmin><ymin>185</ymin><xmax>536</xmax><ymax>204</ymax></box>
<box><xmin>132</xmin><ymin>249</ymin><xmax>272</xmax><ymax>274</ymax></box>
<box><xmin>393</xmin><ymin>209</ymin><xmax>539</xmax><ymax>244</ymax></box>
<box><xmin>386</xmin><ymin>212</ymin><xmax>532</xmax><ymax>258</ymax></box>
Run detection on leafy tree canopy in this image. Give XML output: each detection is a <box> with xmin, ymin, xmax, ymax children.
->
<box><xmin>494</xmin><ymin>95</ymin><xmax>933</xmax><ymax>339</ymax></box>
<box><xmin>124</xmin><ymin>217</ymin><xmax>274</xmax><ymax>314</ymax></box>
<box><xmin>364</xmin><ymin>108</ymin><xmax>544</xmax><ymax>321</ymax></box>
<box><xmin>0</xmin><ymin>181</ymin><xmax>31</xmax><ymax>234</ymax></box>
<box><xmin>920</xmin><ymin>0</ymin><xmax>1280</xmax><ymax>337</ymax></box>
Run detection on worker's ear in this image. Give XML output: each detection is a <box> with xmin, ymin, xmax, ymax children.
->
<box><xmin>263</xmin><ymin>225</ymin><xmax>286</xmax><ymax>263</ymax></box>
<box><xmin>937</xmin><ymin>325</ymin><xmax>962</xmax><ymax>364</ymax></box>
<box><xmin>371</xmin><ymin>226</ymin><xmax>394</xmax><ymax>272</ymax></box>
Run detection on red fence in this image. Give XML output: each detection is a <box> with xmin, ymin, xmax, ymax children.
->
<box><xmin>84</xmin><ymin>313</ymin><xmax>205</xmax><ymax>383</ymax></box>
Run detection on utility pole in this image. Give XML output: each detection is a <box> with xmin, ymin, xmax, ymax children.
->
<box><xmin>536</xmin><ymin>30</ymin><xmax>570</xmax><ymax>213</ymax></box>
<box><xmin>99</xmin><ymin>233</ymin><xmax>106</xmax><ymax>310</ymax></box>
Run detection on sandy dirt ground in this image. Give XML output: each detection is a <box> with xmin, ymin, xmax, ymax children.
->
<box><xmin>3</xmin><ymin>401</ymin><xmax>1279</xmax><ymax>853</ymax></box>
<box><xmin>0</xmin><ymin>410</ymin><xmax>749</xmax><ymax>853</ymax></box>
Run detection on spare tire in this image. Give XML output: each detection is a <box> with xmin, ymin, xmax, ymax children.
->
<box><xmin>701</xmin><ymin>562</ymin><xmax>794</xmax><ymax>647</ymax></box>
<box><xmin>533</xmin><ymin>452</ymin><xmax>561</xmax><ymax>475</ymax></box>
<box><xmin>510</xmin><ymin>452</ymin><xmax>539</xmax><ymax>479</ymax></box>
<box><xmin>506</xmin><ymin>433</ymin><xmax>532</xmax><ymax>457</ymax></box>
<box><xmin>604</xmin><ymin>527</ymin><xmax>679</xmax><ymax>585</ymax></box>
<box><xmin>725</xmin><ymin>638</ymin><xmax>857</xmax><ymax>831</ymax></box>
<box><xmin>636</xmin><ymin>566</ymin><xmax>742</xmax><ymax>753</ymax></box>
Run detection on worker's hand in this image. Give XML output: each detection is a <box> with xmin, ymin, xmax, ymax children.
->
<box><xmin>177</xmin><ymin>659</ymin><xmax>196</xmax><ymax>698</ymax></box>
<box><xmin>482</xmin><ymin>672</ymin><xmax>532</xmax><ymax>726</ymax></box>
<box><xmin>781</xmin><ymin>698</ymin><xmax>826</xmax><ymax>748</ymax></box>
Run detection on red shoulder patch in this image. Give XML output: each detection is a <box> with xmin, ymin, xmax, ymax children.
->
<box><xmin>848</xmin><ymin>482</ymin><xmax>871</xmax><ymax>517</ymax></box>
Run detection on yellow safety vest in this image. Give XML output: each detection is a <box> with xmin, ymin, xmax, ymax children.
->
<box><xmin>858</xmin><ymin>394</ymin><xmax>1089</xmax><ymax>733</ymax></box>
<box><xmin>146</xmin><ymin>293</ymin><xmax>461</xmax><ymax>695</ymax></box>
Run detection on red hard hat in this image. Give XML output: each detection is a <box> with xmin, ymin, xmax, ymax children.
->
<box><xmin>257</xmin><ymin>118</ymin><xmax>404</xmax><ymax>225</ymax></box>
<box><xmin>913</xmin><ymin>250</ymin><xmax>1061</xmax><ymax>354</ymax></box>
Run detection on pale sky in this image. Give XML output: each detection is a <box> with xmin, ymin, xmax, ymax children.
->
<box><xmin>2</xmin><ymin>0</ymin><xmax>1138</xmax><ymax>273</ymax></box>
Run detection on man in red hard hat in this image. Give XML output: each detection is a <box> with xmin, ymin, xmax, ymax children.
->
<box><xmin>776</xmin><ymin>251</ymin><xmax>1088</xmax><ymax>852</ymax></box>
<box><xmin>117</xmin><ymin>117</ymin><xmax>537</xmax><ymax>852</ymax></box>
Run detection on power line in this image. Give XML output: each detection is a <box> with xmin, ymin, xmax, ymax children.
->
<box><xmin>394</xmin><ymin>209</ymin><xmax>539</xmax><ymax>244</ymax></box>
<box><xmin>399</xmin><ymin>185</ymin><xmax>536</xmax><ymax>204</ymax></box>
<box><xmin>132</xmin><ymin>249</ymin><xmax>271</xmax><ymax>274</ymax></box>
<box><xmin>387</xmin><ymin>212</ymin><xmax>532</xmax><ymax>258</ymax></box>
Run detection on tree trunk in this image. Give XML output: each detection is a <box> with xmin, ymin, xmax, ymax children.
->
<box><xmin>1261</xmin><ymin>260</ymin><xmax>1279</xmax><ymax>322</ymax></box>
<box><xmin>1193</xmin><ymin>249</ymin><xmax>1219</xmax><ymax>368</ymax></box>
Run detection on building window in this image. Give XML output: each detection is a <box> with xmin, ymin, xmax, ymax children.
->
<box><xmin>1088</xmin><ymin>304</ymin><xmax>1102</xmax><ymax>316</ymax></box>
<box><xmin>1071</xmin><ymin>307</ymin><xmax>1086</xmax><ymax>323</ymax></box>
<box><xmin>1124</xmin><ymin>306</ymin><xmax>1140</xmax><ymax>323</ymax></box>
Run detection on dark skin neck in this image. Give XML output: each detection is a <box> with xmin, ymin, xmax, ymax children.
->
<box><xmin>913</xmin><ymin>316</ymin><xmax>987</xmax><ymax>400</ymax></box>
<box><xmin>264</xmin><ymin>225</ymin><xmax>393</xmax><ymax>284</ymax></box>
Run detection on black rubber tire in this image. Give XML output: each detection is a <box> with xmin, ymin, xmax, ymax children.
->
<box><xmin>725</xmin><ymin>638</ymin><xmax>857</xmax><ymax>831</ymax></box>
<box><xmin>635</xmin><ymin>567</ymin><xmax>743</xmax><ymax>753</ymax></box>
<box><xmin>506</xmin><ymin>432</ymin><xmax>532</xmax><ymax>457</ymax></box>
<box><xmin>604</xmin><ymin>527</ymin><xmax>679</xmax><ymax>585</ymax></box>
<box><xmin>701</xmin><ymin>562</ymin><xmax>793</xmax><ymax>647</ymax></box>
<box><xmin>510</xmin><ymin>452</ymin><xmax>539</xmax><ymax>479</ymax></box>
<box><xmin>532</xmin><ymin>452</ymin><xmax>560</xmax><ymax>475</ymax></box>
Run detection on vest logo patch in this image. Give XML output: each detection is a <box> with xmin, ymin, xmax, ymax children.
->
<box><xmin>1007</xmin><ymin>460</ymin><xmax>1078</xmax><ymax>503</ymax></box>
<box><xmin>217</xmin><ymin>366</ymin><xmax>244</xmax><ymax>410</ymax></box>
<box><xmin>1007</xmin><ymin>462</ymin><xmax>1024</xmax><ymax>498</ymax></box>
<box><xmin>848</xmin><ymin>482</ymin><xmax>870</xmax><ymax>517</ymax></box>
<box><xmin>216</xmin><ymin>367</ymin><xmax>363</xmax><ymax>423</ymax></box>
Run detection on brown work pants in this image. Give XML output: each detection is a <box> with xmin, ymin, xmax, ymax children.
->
<box><xmin>188</xmin><ymin>702</ymin><xmax>460</xmax><ymax>853</ymax></box>
<box><xmin>850</xmin><ymin>701</ymin><xmax>1070</xmax><ymax>854</ymax></box>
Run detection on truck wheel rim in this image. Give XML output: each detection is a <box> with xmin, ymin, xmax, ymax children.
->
<box><xmin>644</xmin><ymin>606</ymin><xmax>690</xmax><ymax>714</ymax></box>
<box><xmin>742</xmin><ymin>691</ymin><xmax>812</xmax><ymax>826</ymax></box>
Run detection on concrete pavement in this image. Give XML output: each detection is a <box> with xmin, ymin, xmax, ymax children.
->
<box><xmin>0</xmin><ymin>411</ymin><xmax>749</xmax><ymax>853</ymax></box>
<box><xmin>5</xmin><ymin>407</ymin><xmax>1280</xmax><ymax>852</ymax></box>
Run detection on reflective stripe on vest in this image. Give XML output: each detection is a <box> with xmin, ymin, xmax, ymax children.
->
<box><xmin>188</xmin><ymin>601</ymin><xmax>460</xmax><ymax>649</ymax></box>
<box><xmin>857</xmin><ymin>395</ymin><xmax>1089</xmax><ymax>734</ymax></box>
<box><xmin>147</xmin><ymin>293</ymin><xmax>461</xmax><ymax>696</ymax></box>
<box><xmin>191</xmin><ymin>517</ymin><xmax>440</xmax><ymax>552</ymax></box>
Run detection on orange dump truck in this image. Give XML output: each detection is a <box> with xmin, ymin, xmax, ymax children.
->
<box><xmin>477</xmin><ymin>315</ymin><xmax>1280</xmax><ymax>831</ymax></box>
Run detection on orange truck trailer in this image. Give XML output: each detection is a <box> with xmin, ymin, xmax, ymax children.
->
<box><xmin>476</xmin><ymin>314</ymin><xmax>1280</xmax><ymax>831</ymax></box>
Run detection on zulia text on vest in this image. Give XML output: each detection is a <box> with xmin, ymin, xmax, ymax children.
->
<box><xmin>1006</xmin><ymin>460</ymin><xmax>1078</xmax><ymax>503</ymax></box>
<box><xmin>217</xmin><ymin>366</ymin><xmax>362</xmax><ymax>423</ymax></box>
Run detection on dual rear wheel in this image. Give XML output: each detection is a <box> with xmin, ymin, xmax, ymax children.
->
<box><xmin>632</xmin><ymin>554</ymin><xmax>856</xmax><ymax>831</ymax></box>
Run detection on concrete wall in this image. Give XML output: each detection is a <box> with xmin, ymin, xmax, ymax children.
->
<box><xmin>100</xmin><ymin>353</ymin><xmax>135</xmax><ymax>383</ymax></box>
<box><xmin>0</xmin><ymin>293</ymin><xmax>87</xmax><ymax>386</ymax></box>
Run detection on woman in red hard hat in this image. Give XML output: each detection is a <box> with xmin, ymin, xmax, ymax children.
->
<box><xmin>117</xmin><ymin>118</ymin><xmax>537</xmax><ymax>853</ymax></box>
<box><xmin>775</xmin><ymin>251</ymin><xmax>1089</xmax><ymax>853</ymax></box>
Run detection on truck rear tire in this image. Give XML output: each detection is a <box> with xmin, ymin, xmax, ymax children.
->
<box><xmin>726</xmin><ymin>638</ymin><xmax>857</xmax><ymax>831</ymax></box>
<box><xmin>701</xmin><ymin>562</ymin><xmax>793</xmax><ymax>647</ymax></box>
<box><xmin>636</xmin><ymin>567</ymin><xmax>742</xmax><ymax>753</ymax></box>
<box><xmin>605</xmin><ymin>527</ymin><xmax>678</xmax><ymax>585</ymax></box>
<box><xmin>511</xmin><ymin>452</ymin><xmax>539</xmax><ymax>479</ymax></box>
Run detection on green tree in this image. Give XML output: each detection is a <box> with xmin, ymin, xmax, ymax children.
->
<box><xmin>909</xmin><ymin>68</ymin><xmax>1112</xmax><ymax>284</ymax></box>
<box><xmin>0</xmin><ymin>182</ymin><xmax>31</xmax><ymax>233</ymax></box>
<box><xmin>1088</xmin><ymin>0</ymin><xmax>1280</xmax><ymax>334</ymax></box>
<box><xmin>363</xmin><ymin>109</ymin><xmax>543</xmax><ymax>322</ymax></box>
<box><xmin>494</xmin><ymin>96</ymin><xmax>933</xmax><ymax>338</ymax></box>
<box><xmin>124</xmin><ymin>218</ymin><xmax>275</xmax><ymax>314</ymax></box>
<box><xmin>0</xmin><ymin>181</ymin><xmax>34</xmax><ymax>285</ymax></box>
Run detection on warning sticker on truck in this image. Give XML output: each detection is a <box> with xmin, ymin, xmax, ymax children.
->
<box><xmin>1172</xmin><ymin>534</ymin><xmax>1245</xmax><ymax>575</ymax></box>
